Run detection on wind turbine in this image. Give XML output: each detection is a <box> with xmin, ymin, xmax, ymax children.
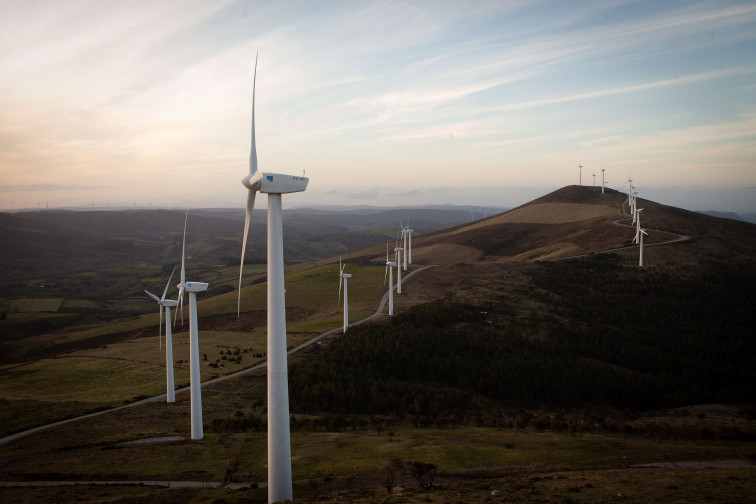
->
<box><xmin>578</xmin><ymin>162</ymin><xmax>582</xmax><ymax>186</ymax></box>
<box><xmin>394</xmin><ymin>245</ymin><xmax>403</xmax><ymax>294</ymax></box>
<box><xmin>237</xmin><ymin>53</ymin><xmax>308</xmax><ymax>504</ymax></box>
<box><xmin>632</xmin><ymin>208</ymin><xmax>644</xmax><ymax>243</ymax></box>
<box><xmin>401</xmin><ymin>223</ymin><xmax>409</xmax><ymax>271</ymax></box>
<box><xmin>601</xmin><ymin>168</ymin><xmax>606</xmax><ymax>194</ymax></box>
<box><xmin>636</xmin><ymin>226</ymin><xmax>648</xmax><ymax>267</ymax></box>
<box><xmin>144</xmin><ymin>267</ymin><xmax>178</xmax><ymax>403</ymax></box>
<box><xmin>384</xmin><ymin>244</ymin><xmax>396</xmax><ymax>316</ymax></box>
<box><xmin>592</xmin><ymin>171</ymin><xmax>596</xmax><ymax>187</ymax></box>
<box><xmin>406</xmin><ymin>225</ymin><xmax>414</xmax><ymax>265</ymax></box>
<box><xmin>337</xmin><ymin>258</ymin><xmax>351</xmax><ymax>333</ymax></box>
<box><xmin>175</xmin><ymin>212</ymin><xmax>208</xmax><ymax>440</ymax></box>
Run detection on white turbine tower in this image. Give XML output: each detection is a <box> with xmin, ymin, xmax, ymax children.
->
<box><xmin>175</xmin><ymin>212</ymin><xmax>208</xmax><ymax>440</ymax></box>
<box><xmin>592</xmin><ymin>171</ymin><xmax>596</xmax><ymax>187</ymax></box>
<box><xmin>384</xmin><ymin>244</ymin><xmax>396</xmax><ymax>316</ymax></box>
<box><xmin>632</xmin><ymin>208</ymin><xmax>644</xmax><ymax>243</ymax></box>
<box><xmin>401</xmin><ymin>224</ymin><xmax>409</xmax><ymax>271</ymax></box>
<box><xmin>337</xmin><ymin>258</ymin><xmax>351</xmax><ymax>333</ymax></box>
<box><xmin>237</xmin><ymin>54</ymin><xmax>308</xmax><ymax>504</ymax></box>
<box><xmin>636</xmin><ymin>226</ymin><xmax>648</xmax><ymax>267</ymax></box>
<box><xmin>601</xmin><ymin>168</ymin><xmax>606</xmax><ymax>194</ymax></box>
<box><xmin>394</xmin><ymin>245</ymin><xmax>403</xmax><ymax>294</ymax></box>
<box><xmin>578</xmin><ymin>162</ymin><xmax>583</xmax><ymax>186</ymax></box>
<box><xmin>144</xmin><ymin>267</ymin><xmax>178</xmax><ymax>403</ymax></box>
<box><xmin>406</xmin><ymin>222</ymin><xmax>414</xmax><ymax>265</ymax></box>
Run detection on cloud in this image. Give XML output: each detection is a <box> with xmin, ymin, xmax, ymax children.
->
<box><xmin>496</xmin><ymin>66</ymin><xmax>756</xmax><ymax>112</ymax></box>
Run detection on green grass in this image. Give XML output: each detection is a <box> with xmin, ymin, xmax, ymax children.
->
<box><xmin>61</xmin><ymin>299</ymin><xmax>106</xmax><ymax>310</ymax></box>
<box><xmin>0</xmin><ymin>357</ymin><xmax>169</xmax><ymax>403</ymax></box>
<box><xmin>9</xmin><ymin>298</ymin><xmax>64</xmax><ymax>313</ymax></box>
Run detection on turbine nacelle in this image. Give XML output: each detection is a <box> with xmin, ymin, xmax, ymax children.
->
<box><xmin>181</xmin><ymin>281</ymin><xmax>209</xmax><ymax>293</ymax></box>
<box><xmin>244</xmin><ymin>172</ymin><xmax>309</xmax><ymax>194</ymax></box>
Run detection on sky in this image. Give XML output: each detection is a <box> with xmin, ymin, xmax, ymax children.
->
<box><xmin>1</xmin><ymin>0</ymin><xmax>755</xmax><ymax>213</ymax></box>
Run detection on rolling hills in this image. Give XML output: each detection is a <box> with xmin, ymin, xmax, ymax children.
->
<box><xmin>1</xmin><ymin>186</ymin><xmax>755</xmax><ymax>503</ymax></box>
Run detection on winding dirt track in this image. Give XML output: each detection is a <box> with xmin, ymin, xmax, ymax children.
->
<box><xmin>546</xmin><ymin>195</ymin><xmax>690</xmax><ymax>261</ymax></box>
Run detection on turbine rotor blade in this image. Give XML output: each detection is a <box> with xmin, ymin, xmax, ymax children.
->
<box><xmin>238</xmin><ymin>189</ymin><xmax>257</xmax><ymax>317</ymax></box>
<box><xmin>249</xmin><ymin>52</ymin><xmax>258</xmax><ymax>176</ymax></box>
<box><xmin>159</xmin><ymin>307</ymin><xmax>163</xmax><ymax>350</ymax></box>
<box><xmin>145</xmin><ymin>290</ymin><xmax>160</xmax><ymax>303</ymax></box>
<box><xmin>161</xmin><ymin>266</ymin><xmax>176</xmax><ymax>301</ymax></box>
<box><xmin>338</xmin><ymin>276</ymin><xmax>343</xmax><ymax>306</ymax></box>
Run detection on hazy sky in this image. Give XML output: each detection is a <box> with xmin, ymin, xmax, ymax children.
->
<box><xmin>1</xmin><ymin>1</ymin><xmax>755</xmax><ymax>212</ymax></box>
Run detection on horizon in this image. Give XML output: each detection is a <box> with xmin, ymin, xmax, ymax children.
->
<box><xmin>1</xmin><ymin>1</ymin><xmax>755</xmax><ymax>213</ymax></box>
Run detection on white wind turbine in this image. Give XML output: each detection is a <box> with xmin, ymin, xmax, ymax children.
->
<box><xmin>592</xmin><ymin>171</ymin><xmax>596</xmax><ymax>187</ymax></box>
<box><xmin>337</xmin><ymin>258</ymin><xmax>351</xmax><ymax>333</ymax></box>
<box><xmin>578</xmin><ymin>162</ymin><xmax>583</xmax><ymax>186</ymax></box>
<box><xmin>144</xmin><ymin>267</ymin><xmax>178</xmax><ymax>403</ymax></box>
<box><xmin>401</xmin><ymin>223</ymin><xmax>409</xmax><ymax>271</ymax></box>
<box><xmin>632</xmin><ymin>208</ymin><xmax>644</xmax><ymax>243</ymax></box>
<box><xmin>237</xmin><ymin>54</ymin><xmax>308</xmax><ymax>504</ymax></box>
<box><xmin>384</xmin><ymin>244</ymin><xmax>396</xmax><ymax>316</ymax></box>
<box><xmin>601</xmin><ymin>168</ymin><xmax>606</xmax><ymax>194</ymax></box>
<box><xmin>636</xmin><ymin>226</ymin><xmax>648</xmax><ymax>267</ymax></box>
<box><xmin>631</xmin><ymin>189</ymin><xmax>639</xmax><ymax>222</ymax></box>
<box><xmin>394</xmin><ymin>244</ymin><xmax>404</xmax><ymax>294</ymax></box>
<box><xmin>175</xmin><ymin>211</ymin><xmax>208</xmax><ymax>440</ymax></box>
<box><xmin>406</xmin><ymin>222</ymin><xmax>414</xmax><ymax>266</ymax></box>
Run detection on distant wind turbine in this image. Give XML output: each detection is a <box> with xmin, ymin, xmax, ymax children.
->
<box><xmin>406</xmin><ymin>225</ymin><xmax>414</xmax><ymax>265</ymax></box>
<box><xmin>601</xmin><ymin>168</ymin><xmax>606</xmax><ymax>194</ymax></box>
<box><xmin>401</xmin><ymin>223</ymin><xmax>409</xmax><ymax>271</ymax></box>
<box><xmin>337</xmin><ymin>258</ymin><xmax>352</xmax><ymax>333</ymax></box>
<box><xmin>578</xmin><ymin>162</ymin><xmax>583</xmax><ymax>186</ymax></box>
<box><xmin>395</xmin><ymin>245</ymin><xmax>403</xmax><ymax>294</ymax></box>
<box><xmin>384</xmin><ymin>244</ymin><xmax>396</xmax><ymax>316</ymax></box>
<box><xmin>637</xmin><ymin>226</ymin><xmax>648</xmax><ymax>267</ymax></box>
<box><xmin>592</xmin><ymin>171</ymin><xmax>596</xmax><ymax>187</ymax></box>
<box><xmin>632</xmin><ymin>208</ymin><xmax>644</xmax><ymax>243</ymax></box>
<box><xmin>144</xmin><ymin>267</ymin><xmax>178</xmax><ymax>403</ymax></box>
<box><xmin>175</xmin><ymin>211</ymin><xmax>208</xmax><ymax>440</ymax></box>
<box><xmin>237</xmin><ymin>53</ymin><xmax>308</xmax><ymax>504</ymax></box>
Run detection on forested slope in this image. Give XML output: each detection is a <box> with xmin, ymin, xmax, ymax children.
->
<box><xmin>289</xmin><ymin>254</ymin><xmax>756</xmax><ymax>424</ymax></box>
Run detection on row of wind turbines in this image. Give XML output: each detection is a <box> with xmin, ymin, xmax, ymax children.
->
<box><xmin>627</xmin><ymin>175</ymin><xmax>649</xmax><ymax>267</ymax></box>
<box><xmin>337</xmin><ymin>222</ymin><xmax>414</xmax><ymax>331</ymax></box>
<box><xmin>577</xmin><ymin>162</ymin><xmax>608</xmax><ymax>193</ymax></box>
<box><xmin>142</xmin><ymin>54</ymin><xmax>422</xmax><ymax>503</ymax></box>
<box><xmin>579</xmin><ymin>163</ymin><xmax>648</xmax><ymax>266</ymax></box>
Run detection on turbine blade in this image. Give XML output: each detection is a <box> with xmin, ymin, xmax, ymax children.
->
<box><xmin>384</xmin><ymin>263</ymin><xmax>388</xmax><ymax>286</ymax></box>
<box><xmin>159</xmin><ymin>307</ymin><xmax>163</xmax><ymax>350</ymax></box>
<box><xmin>238</xmin><ymin>189</ymin><xmax>256</xmax><ymax>317</ymax></box>
<box><xmin>338</xmin><ymin>276</ymin><xmax>343</xmax><ymax>306</ymax></box>
<box><xmin>174</xmin><ymin>285</ymin><xmax>184</xmax><ymax>326</ymax></box>
<box><xmin>145</xmin><ymin>290</ymin><xmax>160</xmax><ymax>303</ymax></box>
<box><xmin>161</xmin><ymin>266</ymin><xmax>176</xmax><ymax>301</ymax></box>
<box><xmin>249</xmin><ymin>52</ymin><xmax>258</xmax><ymax>176</ymax></box>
